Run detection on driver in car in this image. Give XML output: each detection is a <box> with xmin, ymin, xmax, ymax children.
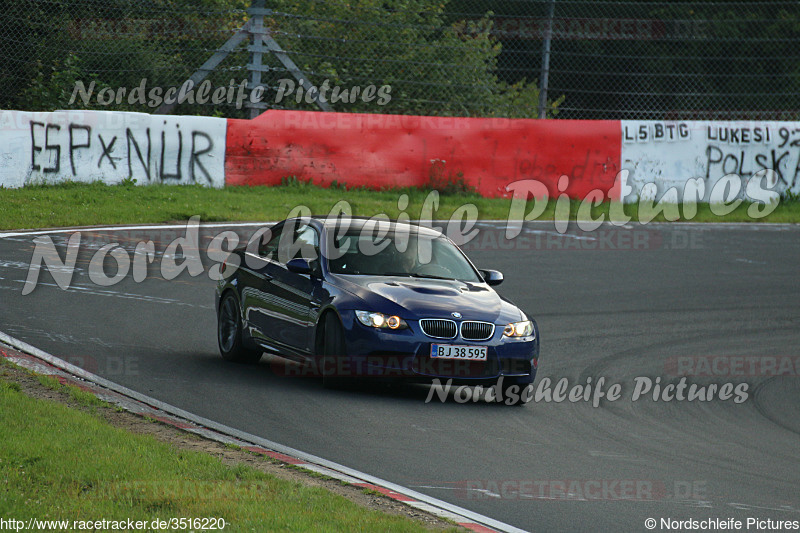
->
<box><xmin>394</xmin><ymin>243</ymin><xmax>419</xmax><ymax>274</ymax></box>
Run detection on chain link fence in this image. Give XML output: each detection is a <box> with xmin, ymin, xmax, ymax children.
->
<box><xmin>2</xmin><ymin>0</ymin><xmax>799</xmax><ymax>120</ymax></box>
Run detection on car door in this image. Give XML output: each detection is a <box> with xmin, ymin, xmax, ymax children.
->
<box><xmin>259</xmin><ymin>222</ymin><xmax>321</xmax><ymax>353</ymax></box>
<box><xmin>239</xmin><ymin>222</ymin><xmax>285</xmax><ymax>349</ymax></box>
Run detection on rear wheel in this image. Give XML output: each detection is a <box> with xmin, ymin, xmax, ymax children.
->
<box><xmin>320</xmin><ymin>313</ymin><xmax>349</xmax><ymax>389</ymax></box>
<box><xmin>218</xmin><ymin>293</ymin><xmax>262</xmax><ymax>364</ymax></box>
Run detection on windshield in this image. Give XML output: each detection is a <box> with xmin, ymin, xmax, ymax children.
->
<box><xmin>327</xmin><ymin>230</ymin><xmax>481</xmax><ymax>282</ymax></box>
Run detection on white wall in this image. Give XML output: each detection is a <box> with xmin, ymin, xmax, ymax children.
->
<box><xmin>621</xmin><ymin>120</ymin><xmax>793</xmax><ymax>203</ymax></box>
<box><xmin>0</xmin><ymin>110</ymin><xmax>227</xmax><ymax>188</ymax></box>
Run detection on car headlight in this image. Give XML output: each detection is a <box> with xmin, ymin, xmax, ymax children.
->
<box><xmin>503</xmin><ymin>320</ymin><xmax>533</xmax><ymax>338</ymax></box>
<box><xmin>356</xmin><ymin>310</ymin><xmax>408</xmax><ymax>330</ymax></box>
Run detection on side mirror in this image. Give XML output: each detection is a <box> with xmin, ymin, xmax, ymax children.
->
<box><xmin>287</xmin><ymin>258</ymin><xmax>313</xmax><ymax>275</ymax></box>
<box><xmin>480</xmin><ymin>269</ymin><xmax>503</xmax><ymax>286</ymax></box>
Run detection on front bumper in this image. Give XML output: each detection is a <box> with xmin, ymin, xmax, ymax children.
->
<box><xmin>333</xmin><ymin>310</ymin><xmax>539</xmax><ymax>384</ymax></box>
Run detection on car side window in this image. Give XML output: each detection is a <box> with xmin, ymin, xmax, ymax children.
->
<box><xmin>296</xmin><ymin>225</ymin><xmax>321</xmax><ymax>275</ymax></box>
<box><xmin>295</xmin><ymin>225</ymin><xmax>319</xmax><ymax>251</ymax></box>
<box><xmin>258</xmin><ymin>226</ymin><xmax>283</xmax><ymax>260</ymax></box>
<box><xmin>276</xmin><ymin>224</ymin><xmax>320</xmax><ymax>267</ymax></box>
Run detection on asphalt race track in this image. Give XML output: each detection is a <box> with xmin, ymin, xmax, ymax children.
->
<box><xmin>1</xmin><ymin>221</ymin><xmax>799</xmax><ymax>532</ymax></box>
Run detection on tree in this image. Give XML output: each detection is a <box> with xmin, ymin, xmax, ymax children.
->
<box><xmin>1</xmin><ymin>0</ymin><xmax>559</xmax><ymax>118</ymax></box>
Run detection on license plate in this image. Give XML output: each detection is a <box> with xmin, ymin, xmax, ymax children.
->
<box><xmin>430</xmin><ymin>344</ymin><xmax>487</xmax><ymax>361</ymax></box>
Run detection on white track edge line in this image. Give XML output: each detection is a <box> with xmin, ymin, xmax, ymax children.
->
<box><xmin>2</xmin><ymin>219</ymin><xmax>797</xmax><ymax>239</ymax></box>
<box><xmin>0</xmin><ymin>222</ymin><xmax>273</xmax><ymax>239</ymax></box>
<box><xmin>0</xmin><ymin>330</ymin><xmax>528</xmax><ymax>533</ymax></box>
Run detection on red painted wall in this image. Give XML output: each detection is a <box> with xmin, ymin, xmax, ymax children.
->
<box><xmin>225</xmin><ymin>110</ymin><xmax>621</xmax><ymax>199</ymax></box>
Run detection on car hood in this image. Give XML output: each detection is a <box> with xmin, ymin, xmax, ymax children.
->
<box><xmin>332</xmin><ymin>275</ymin><xmax>524</xmax><ymax>323</ymax></box>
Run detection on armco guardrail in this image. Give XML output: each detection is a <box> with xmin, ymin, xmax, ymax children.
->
<box><xmin>0</xmin><ymin>110</ymin><xmax>795</xmax><ymax>203</ymax></box>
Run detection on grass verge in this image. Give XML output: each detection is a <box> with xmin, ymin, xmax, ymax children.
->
<box><xmin>0</xmin><ymin>181</ymin><xmax>798</xmax><ymax>230</ymax></box>
<box><xmin>0</xmin><ymin>367</ymin><xmax>457</xmax><ymax>532</ymax></box>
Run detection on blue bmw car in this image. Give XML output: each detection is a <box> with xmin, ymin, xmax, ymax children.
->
<box><xmin>215</xmin><ymin>216</ymin><xmax>539</xmax><ymax>404</ymax></box>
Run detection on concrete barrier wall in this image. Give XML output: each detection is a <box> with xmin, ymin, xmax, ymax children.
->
<box><xmin>0</xmin><ymin>110</ymin><xmax>792</xmax><ymax>204</ymax></box>
<box><xmin>225</xmin><ymin>110</ymin><xmax>622</xmax><ymax>199</ymax></box>
<box><xmin>621</xmin><ymin>120</ymin><xmax>794</xmax><ymax>203</ymax></box>
<box><xmin>0</xmin><ymin>110</ymin><xmax>227</xmax><ymax>188</ymax></box>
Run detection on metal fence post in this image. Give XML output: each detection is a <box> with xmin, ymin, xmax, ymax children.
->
<box><xmin>537</xmin><ymin>0</ymin><xmax>556</xmax><ymax>119</ymax></box>
<box><xmin>247</xmin><ymin>0</ymin><xmax>267</xmax><ymax>119</ymax></box>
<box><xmin>247</xmin><ymin>3</ymin><xmax>331</xmax><ymax>114</ymax></box>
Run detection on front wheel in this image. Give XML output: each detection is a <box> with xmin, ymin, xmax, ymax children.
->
<box><xmin>217</xmin><ymin>293</ymin><xmax>262</xmax><ymax>364</ymax></box>
<box><xmin>320</xmin><ymin>313</ymin><xmax>349</xmax><ymax>389</ymax></box>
